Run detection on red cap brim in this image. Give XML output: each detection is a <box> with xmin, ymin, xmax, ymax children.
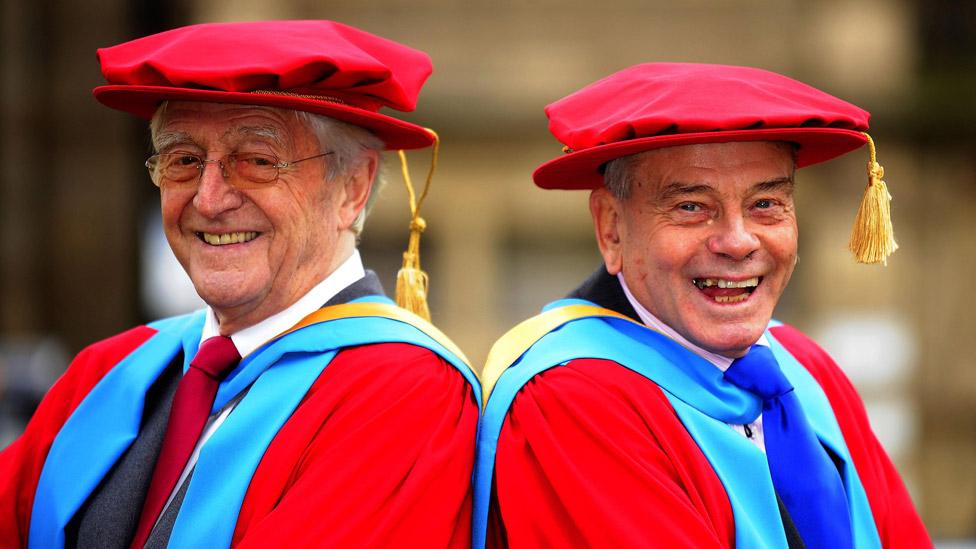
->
<box><xmin>93</xmin><ymin>85</ymin><xmax>434</xmax><ymax>150</ymax></box>
<box><xmin>532</xmin><ymin>127</ymin><xmax>868</xmax><ymax>190</ymax></box>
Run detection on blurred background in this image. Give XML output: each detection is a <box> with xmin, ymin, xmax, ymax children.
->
<box><xmin>1</xmin><ymin>0</ymin><xmax>973</xmax><ymax>543</ymax></box>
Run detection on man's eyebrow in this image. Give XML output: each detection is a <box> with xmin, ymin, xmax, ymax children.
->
<box><xmin>753</xmin><ymin>176</ymin><xmax>795</xmax><ymax>193</ymax></box>
<box><xmin>658</xmin><ymin>182</ymin><xmax>716</xmax><ymax>200</ymax></box>
<box><xmin>153</xmin><ymin>131</ymin><xmax>194</xmax><ymax>152</ymax></box>
<box><xmin>230</xmin><ymin>125</ymin><xmax>284</xmax><ymax>145</ymax></box>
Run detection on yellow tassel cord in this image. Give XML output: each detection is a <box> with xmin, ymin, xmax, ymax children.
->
<box><xmin>394</xmin><ymin>130</ymin><xmax>439</xmax><ymax>321</ymax></box>
<box><xmin>848</xmin><ymin>132</ymin><xmax>898</xmax><ymax>265</ymax></box>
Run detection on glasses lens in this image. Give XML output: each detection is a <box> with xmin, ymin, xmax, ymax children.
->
<box><xmin>149</xmin><ymin>153</ymin><xmax>203</xmax><ymax>183</ymax></box>
<box><xmin>230</xmin><ymin>152</ymin><xmax>279</xmax><ymax>184</ymax></box>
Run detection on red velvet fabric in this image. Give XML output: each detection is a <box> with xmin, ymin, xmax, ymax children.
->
<box><xmin>491</xmin><ymin>358</ymin><xmax>735</xmax><ymax>547</ymax></box>
<box><xmin>232</xmin><ymin>342</ymin><xmax>478</xmax><ymax>547</ymax></box>
<box><xmin>533</xmin><ymin>63</ymin><xmax>871</xmax><ymax>189</ymax></box>
<box><xmin>0</xmin><ymin>326</ymin><xmax>157</xmax><ymax>548</ymax></box>
<box><xmin>491</xmin><ymin>326</ymin><xmax>930</xmax><ymax>548</ymax></box>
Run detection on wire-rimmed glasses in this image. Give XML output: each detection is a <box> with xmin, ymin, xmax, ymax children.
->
<box><xmin>145</xmin><ymin>151</ymin><xmax>334</xmax><ymax>188</ymax></box>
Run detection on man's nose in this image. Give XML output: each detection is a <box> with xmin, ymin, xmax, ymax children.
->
<box><xmin>706</xmin><ymin>212</ymin><xmax>761</xmax><ymax>260</ymax></box>
<box><xmin>199</xmin><ymin>158</ymin><xmax>229</xmax><ymax>179</ymax></box>
<box><xmin>193</xmin><ymin>159</ymin><xmax>241</xmax><ymax>217</ymax></box>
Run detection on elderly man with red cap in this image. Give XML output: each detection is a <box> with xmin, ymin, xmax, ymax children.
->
<box><xmin>473</xmin><ymin>64</ymin><xmax>930</xmax><ymax>548</ymax></box>
<box><xmin>0</xmin><ymin>21</ymin><xmax>479</xmax><ymax>548</ymax></box>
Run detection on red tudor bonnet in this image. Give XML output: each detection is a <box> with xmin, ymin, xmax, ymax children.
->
<box><xmin>533</xmin><ymin>63</ymin><xmax>872</xmax><ymax>189</ymax></box>
<box><xmin>94</xmin><ymin>20</ymin><xmax>435</xmax><ymax>150</ymax></box>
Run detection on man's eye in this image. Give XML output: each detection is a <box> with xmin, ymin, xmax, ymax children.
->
<box><xmin>174</xmin><ymin>155</ymin><xmax>201</xmax><ymax>167</ymax></box>
<box><xmin>239</xmin><ymin>154</ymin><xmax>276</xmax><ymax>167</ymax></box>
<box><xmin>755</xmin><ymin>199</ymin><xmax>774</xmax><ymax>209</ymax></box>
<box><xmin>678</xmin><ymin>203</ymin><xmax>701</xmax><ymax>212</ymax></box>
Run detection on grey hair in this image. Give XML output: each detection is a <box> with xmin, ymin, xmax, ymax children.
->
<box><xmin>295</xmin><ymin>111</ymin><xmax>384</xmax><ymax>236</ymax></box>
<box><xmin>602</xmin><ymin>154</ymin><xmax>642</xmax><ymax>200</ymax></box>
<box><xmin>149</xmin><ymin>102</ymin><xmax>385</xmax><ymax>236</ymax></box>
<box><xmin>602</xmin><ymin>142</ymin><xmax>800</xmax><ymax>200</ymax></box>
<box><xmin>148</xmin><ymin>101</ymin><xmax>169</xmax><ymax>148</ymax></box>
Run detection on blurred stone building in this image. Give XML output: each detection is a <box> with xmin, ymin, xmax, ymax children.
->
<box><xmin>2</xmin><ymin>0</ymin><xmax>974</xmax><ymax>541</ymax></box>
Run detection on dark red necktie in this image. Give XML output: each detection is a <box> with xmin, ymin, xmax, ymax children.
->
<box><xmin>130</xmin><ymin>336</ymin><xmax>241</xmax><ymax>548</ymax></box>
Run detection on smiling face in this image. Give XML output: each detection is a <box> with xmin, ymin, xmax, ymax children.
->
<box><xmin>590</xmin><ymin>141</ymin><xmax>798</xmax><ymax>358</ymax></box>
<box><xmin>154</xmin><ymin>102</ymin><xmax>375</xmax><ymax>333</ymax></box>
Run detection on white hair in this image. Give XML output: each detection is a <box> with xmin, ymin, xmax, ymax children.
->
<box><xmin>296</xmin><ymin>110</ymin><xmax>384</xmax><ymax>236</ymax></box>
<box><xmin>149</xmin><ymin>102</ymin><xmax>385</xmax><ymax>236</ymax></box>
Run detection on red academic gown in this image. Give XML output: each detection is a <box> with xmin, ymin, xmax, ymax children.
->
<box><xmin>488</xmin><ymin>323</ymin><xmax>930</xmax><ymax>548</ymax></box>
<box><xmin>0</xmin><ymin>326</ymin><xmax>478</xmax><ymax>547</ymax></box>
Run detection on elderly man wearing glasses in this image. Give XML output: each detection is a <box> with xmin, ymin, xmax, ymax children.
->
<box><xmin>0</xmin><ymin>21</ymin><xmax>478</xmax><ymax>548</ymax></box>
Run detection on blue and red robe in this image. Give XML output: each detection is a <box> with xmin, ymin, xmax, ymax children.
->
<box><xmin>475</xmin><ymin>269</ymin><xmax>929</xmax><ymax>548</ymax></box>
<box><xmin>0</xmin><ymin>297</ymin><xmax>480</xmax><ymax>548</ymax></box>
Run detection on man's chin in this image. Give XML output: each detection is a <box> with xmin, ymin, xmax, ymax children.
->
<box><xmin>705</xmin><ymin>329</ymin><xmax>768</xmax><ymax>358</ymax></box>
<box><xmin>683</xmin><ymin>318</ymin><xmax>770</xmax><ymax>359</ymax></box>
<box><xmin>190</xmin><ymin>278</ymin><xmax>265</xmax><ymax>316</ymax></box>
<box><xmin>681</xmin><ymin>298</ymin><xmax>776</xmax><ymax>357</ymax></box>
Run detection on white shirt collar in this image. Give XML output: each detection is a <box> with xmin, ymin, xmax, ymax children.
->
<box><xmin>201</xmin><ymin>249</ymin><xmax>366</xmax><ymax>357</ymax></box>
<box><xmin>616</xmin><ymin>272</ymin><xmax>768</xmax><ymax>372</ymax></box>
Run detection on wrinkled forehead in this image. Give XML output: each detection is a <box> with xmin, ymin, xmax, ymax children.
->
<box><xmin>632</xmin><ymin>141</ymin><xmax>795</xmax><ymax>168</ymax></box>
<box><xmin>619</xmin><ymin>141</ymin><xmax>797</xmax><ymax>196</ymax></box>
<box><xmin>627</xmin><ymin>141</ymin><xmax>795</xmax><ymax>176</ymax></box>
<box><xmin>151</xmin><ymin>101</ymin><xmax>314</xmax><ymax>150</ymax></box>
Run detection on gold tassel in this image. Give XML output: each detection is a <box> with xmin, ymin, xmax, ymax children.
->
<box><xmin>394</xmin><ymin>129</ymin><xmax>439</xmax><ymax>321</ymax></box>
<box><xmin>848</xmin><ymin>133</ymin><xmax>898</xmax><ymax>265</ymax></box>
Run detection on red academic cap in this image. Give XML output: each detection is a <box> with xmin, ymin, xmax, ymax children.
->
<box><xmin>94</xmin><ymin>20</ymin><xmax>434</xmax><ymax>150</ymax></box>
<box><xmin>533</xmin><ymin>63</ymin><xmax>871</xmax><ymax>190</ymax></box>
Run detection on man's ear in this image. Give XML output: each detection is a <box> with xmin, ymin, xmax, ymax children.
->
<box><xmin>337</xmin><ymin>149</ymin><xmax>379</xmax><ymax>230</ymax></box>
<box><xmin>589</xmin><ymin>187</ymin><xmax>624</xmax><ymax>275</ymax></box>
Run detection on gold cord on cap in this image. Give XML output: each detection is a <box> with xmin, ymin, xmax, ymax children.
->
<box><xmin>250</xmin><ymin>90</ymin><xmax>347</xmax><ymax>104</ymax></box>
<box><xmin>394</xmin><ymin>129</ymin><xmax>439</xmax><ymax>321</ymax></box>
<box><xmin>848</xmin><ymin>132</ymin><xmax>898</xmax><ymax>265</ymax></box>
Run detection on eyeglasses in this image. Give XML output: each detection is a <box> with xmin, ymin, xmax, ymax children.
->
<box><xmin>145</xmin><ymin>151</ymin><xmax>335</xmax><ymax>188</ymax></box>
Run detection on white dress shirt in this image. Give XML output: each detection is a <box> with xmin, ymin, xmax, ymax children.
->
<box><xmin>159</xmin><ymin>250</ymin><xmax>366</xmax><ymax>518</ymax></box>
<box><xmin>616</xmin><ymin>273</ymin><xmax>768</xmax><ymax>451</ymax></box>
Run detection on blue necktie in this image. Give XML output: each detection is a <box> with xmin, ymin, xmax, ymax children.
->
<box><xmin>725</xmin><ymin>345</ymin><xmax>854</xmax><ymax>549</ymax></box>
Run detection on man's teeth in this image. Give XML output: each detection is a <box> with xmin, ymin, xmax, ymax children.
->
<box><xmin>714</xmin><ymin>293</ymin><xmax>751</xmax><ymax>304</ymax></box>
<box><xmin>693</xmin><ymin>277</ymin><xmax>760</xmax><ymax>290</ymax></box>
<box><xmin>202</xmin><ymin>232</ymin><xmax>258</xmax><ymax>246</ymax></box>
